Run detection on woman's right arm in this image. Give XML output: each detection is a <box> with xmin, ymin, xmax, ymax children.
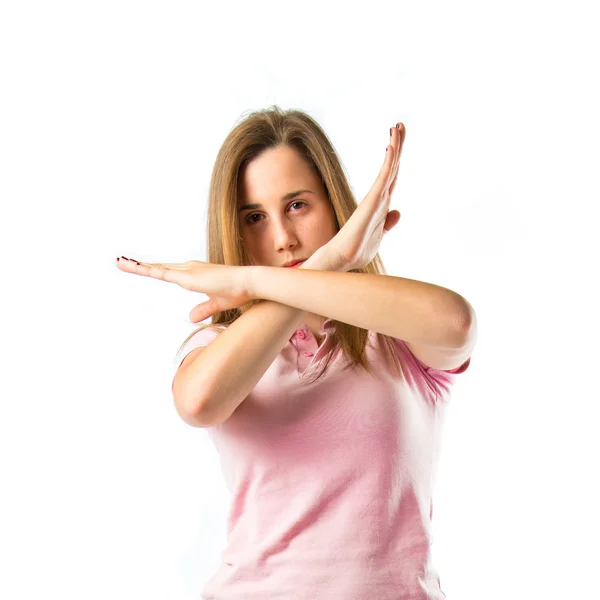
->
<box><xmin>172</xmin><ymin>247</ymin><xmax>343</xmax><ymax>428</ymax></box>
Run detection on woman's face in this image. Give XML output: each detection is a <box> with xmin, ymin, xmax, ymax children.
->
<box><xmin>237</xmin><ymin>145</ymin><xmax>338</xmax><ymax>267</ymax></box>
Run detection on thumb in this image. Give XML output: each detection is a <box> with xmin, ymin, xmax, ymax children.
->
<box><xmin>383</xmin><ymin>210</ymin><xmax>401</xmax><ymax>233</ymax></box>
<box><xmin>189</xmin><ymin>299</ymin><xmax>215</xmax><ymax>324</ymax></box>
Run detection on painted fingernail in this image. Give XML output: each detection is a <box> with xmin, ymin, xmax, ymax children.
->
<box><xmin>121</xmin><ymin>256</ymin><xmax>139</xmax><ymax>264</ymax></box>
<box><xmin>390</xmin><ymin>127</ymin><xmax>392</xmax><ymax>136</ymax></box>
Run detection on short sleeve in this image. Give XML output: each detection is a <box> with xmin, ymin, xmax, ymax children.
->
<box><xmin>392</xmin><ymin>338</ymin><xmax>471</xmax><ymax>403</ymax></box>
<box><xmin>173</xmin><ymin>325</ymin><xmax>226</xmax><ymax>376</ymax></box>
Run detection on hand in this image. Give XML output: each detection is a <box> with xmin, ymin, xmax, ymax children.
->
<box><xmin>115</xmin><ymin>256</ymin><xmax>253</xmax><ymax>323</ymax></box>
<box><xmin>325</xmin><ymin>123</ymin><xmax>405</xmax><ymax>271</ymax></box>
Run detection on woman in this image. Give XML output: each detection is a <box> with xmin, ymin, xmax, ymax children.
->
<box><xmin>116</xmin><ymin>106</ymin><xmax>477</xmax><ymax>599</ymax></box>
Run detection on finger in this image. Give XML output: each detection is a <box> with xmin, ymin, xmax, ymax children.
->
<box><xmin>383</xmin><ymin>210</ymin><xmax>401</xmax><ymax>233</ymax></box>
<box><xmin>386</xmin><ymin>123</ymin><xmax>403</xmax><ymax>184</ymax></box>
<box><xmin>116</xmin><ymin>258</ymin><xmax>191</xmax><ymax>281</ymax></box>
<box><xmin>116</xmin><ymin>256</ymin><xmax>191</xmax><ymax>270</ymax></box>
<box><xmin>142</xmin><ymin>262</ymin><xmax>190</xmax><ymax>270</ymax></box>
<box><xmin>139</xmin><ymin>261</ymin><xmax>190</xmax><ymax>271</ymax></box>
<box><xmin>189</xmin><ymin>299</ymin><xmax>214</xmax><ymax>323</ymax></box>
<box><xmin>375</xmin><ymin>141</ymin><xmax>396</xmax><ymax>194</ymax></box>
<box><xmin>116</xmin><ymin>258</ymin><xmax>180</xmax><ymax>284</ymax></box>
<box><xmin>388</xmin><ymin>123</ymin><xmax>404</xmax><ymax>182</ymax></box>
<box><xmin>381</xmin><ymin>134</ymin><xmax>398</xmax><ymax>193</ymax></box>
<box><xmin>389</xmin><ymin>124</ymin><xmax>405</xmax><ymax>195</ymax></box>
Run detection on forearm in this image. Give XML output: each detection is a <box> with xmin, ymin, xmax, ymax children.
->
<box><xmin>240</xmin><ymin>246</ymin><xmax>345</xmax><ymax>331</ymax></box>
<box><xmin>247</xmin><ymin>266</ymin><xmax>471</xmax><ymax>349</ymax></box>
<box><xmin>182</xmin><ymin>247</ymin><xmax>345</xmax><ymax>424</ymax></box>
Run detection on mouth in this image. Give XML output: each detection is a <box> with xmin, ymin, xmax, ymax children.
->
<box><xmin>285</xmin><ymin>260</ymin><xmax>306</xmax><ymax>268</ymax></box>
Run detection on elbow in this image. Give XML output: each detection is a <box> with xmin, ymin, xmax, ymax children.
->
<box><xmin>175</xmin><ymin>396</ymin><xmax>219</xmax><ymax>429</ymax></box>
<box><xmin>456</xmin><ymin>300</ymin><xmax>477</xmax><ymax>347</ymax></box>
<box><xmin>176</xmin><ymin>404</ymin><xmax>217</xmax><ymax>429</ymax></box>
<box><xmin>172</xmin><ymin>379</ymin><xmax>219</xmax><ymax>429</ymax></box>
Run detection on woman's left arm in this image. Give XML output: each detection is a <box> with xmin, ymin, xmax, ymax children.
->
<box><xmin>246</xmin><ymin>265</ymin><xmax>473</xmax><ymax>350</ymax></box>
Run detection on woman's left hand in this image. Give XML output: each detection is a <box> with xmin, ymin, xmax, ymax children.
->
<box><xmin>325</xmin><ymin>122</ymin><xmax>405</xmax><ymax>271</ymax></box>
<box><xmin>115</xmin><ymin>257</ymin><xmax>253</xmax><ymax>323</ymax></box>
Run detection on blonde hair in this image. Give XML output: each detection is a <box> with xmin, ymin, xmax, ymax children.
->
<box><xmin>176</xmin><ymin>105</ymin><xmax>404</xmax><ymax>385</ymax></box>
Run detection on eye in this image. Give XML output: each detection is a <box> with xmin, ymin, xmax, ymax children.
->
<box><xmin>246</xmin><ymin>201</ymin><xmax>307</xmax><ymax>226</ymax></box>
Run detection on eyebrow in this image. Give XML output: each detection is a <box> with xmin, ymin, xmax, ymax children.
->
<box><xmin>238</xmin><ymin>190</ymin><xmax>315</xmax><ymax>213</ymax></box>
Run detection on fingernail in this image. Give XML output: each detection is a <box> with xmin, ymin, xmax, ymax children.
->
<box><xmin>120</xmin><ymin>256</ymin><xmax>139</xmax><ymax>264</ymax></box>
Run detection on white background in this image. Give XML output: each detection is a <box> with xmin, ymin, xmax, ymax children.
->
<box><xmin>1</xmin><ymin>1</ymin><xmax>598</xmax><ymax>598</ymax></box>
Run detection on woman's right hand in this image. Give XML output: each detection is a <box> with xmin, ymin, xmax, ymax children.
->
<box><xmin>116</xmin><ymin>256</ymin><xmax>255</xmax><ymax>323</ymax></box>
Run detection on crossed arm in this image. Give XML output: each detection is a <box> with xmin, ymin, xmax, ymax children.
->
<box><xmin>247</xmin><ymin>266</ymin><xmax>477</xmax><ymax>371</ymax></box>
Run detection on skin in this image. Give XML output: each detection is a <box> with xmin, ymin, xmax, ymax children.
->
<box><xmin>116</xmin><ymin>123</ymin><xmax>408</xmax><ymax>342</ymax></box>
<box><xmin>237</xmin><ymin>144</ymin><xmax>339</xmax><ymax>340</ymax></box>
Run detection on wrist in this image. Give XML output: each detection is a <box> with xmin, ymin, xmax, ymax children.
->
<box><xmin>244</xmin><ymin>248</ymin><xmax>346</xmax><ymax>300</ymax></box>
<box><xmin>300</xmin><ymin>245</ymin><xmax>345</xmax><ymax>272</ymax></box>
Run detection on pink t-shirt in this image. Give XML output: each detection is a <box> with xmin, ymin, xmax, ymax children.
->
<box><xmin>174</xmin><ymin>318</ymin><xmax>470</xmax><ymax>600</ymax></box>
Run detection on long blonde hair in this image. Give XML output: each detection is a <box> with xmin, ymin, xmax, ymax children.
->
<box><xmin>176</xmin><ymin>105</ymin><xmax>404</xmax><ymax>385</ymax></box>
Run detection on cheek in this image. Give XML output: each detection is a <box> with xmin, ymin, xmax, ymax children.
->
<box><xmin>317</xmin><ymin>209</ymin><xmax>338</xmax><ymax>237</ymax></box>
<box><xmin>249</xmin><ymin>237</ymin><xmax>271</xmax><ymax>259</ymax></box>
<box><xmin>239</xmin><ymin>233</ymin><xmax>261</xmax><ymax>259</ymax></box>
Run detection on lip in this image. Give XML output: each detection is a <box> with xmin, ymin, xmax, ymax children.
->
<box><xmin>284</xmin><ymin>260</ymin><xmax>306</xmax><ymax>268</ymax></box>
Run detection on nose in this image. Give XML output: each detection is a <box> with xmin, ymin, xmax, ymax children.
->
<box><xmin>273</xmin><ymin>220</ymin><xmax>299</xmax><ymax>252</ymax></box>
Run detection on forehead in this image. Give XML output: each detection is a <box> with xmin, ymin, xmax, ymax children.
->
<box><xmin>238</xmin><ymin>145</ymin><xmax>318</xmax><ymax>206</ymax></box>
